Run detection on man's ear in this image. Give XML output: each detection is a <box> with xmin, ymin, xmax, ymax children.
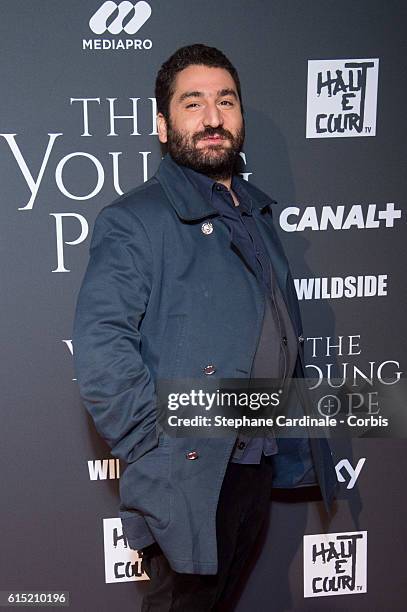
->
<box><xmin>157</xmin><ymin>113</ymin><xmax>168</xmax><ymax>143</ymax></box>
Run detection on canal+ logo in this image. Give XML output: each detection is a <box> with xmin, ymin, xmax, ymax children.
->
<box><xmin>306</xmin><ymin>58</ymin><xmax>379</xmax><ymax>138</ymax></box>
<box><xmin>84</xmin><ymin>1</ymin><xmax>153</xmax><ymax>51</ymax></box>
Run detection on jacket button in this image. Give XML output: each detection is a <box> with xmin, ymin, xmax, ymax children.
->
<box><xmin>201</xmin><ymin>222</ymin><xmax>213</xmax><ymax>235</ymax></box>
<box><xmin>298</xmin><ymin>335</ymin><xmax>304</xmax><ymax>344</ymax></box>
<box><xmin>282</xmin><ymin>336</ymin><xmax>288</xmax><ymax>345</ymax></box>
<box><xmin>203</xmin><ymin>364</ymin><xmax>216</xmax><ymax>375</ymax></box>
<box><xmin>186</xmin><ymin>451</ymin><xmax>199</xmax><ymax>460</ymax></box>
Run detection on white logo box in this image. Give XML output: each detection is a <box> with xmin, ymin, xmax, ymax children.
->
<box><xmin>103</xmin><ymin>517</ymin><xmax>148</xmax><ymax>583</ymax></box>
<box><xmin>306</xmin><ymin>58</ymin><xmax>379</xmax><ymax>138</ymax></box>
<box><xmin>303</xmin><ymin>530</ymin><xmax>367</xmax><ymax>597</ymax></box>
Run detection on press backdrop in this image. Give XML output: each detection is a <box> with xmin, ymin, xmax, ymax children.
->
<box><xmin>1</xmin><ymin>1</ymin><xmax>406</xmax><ymax>610</ymax></box>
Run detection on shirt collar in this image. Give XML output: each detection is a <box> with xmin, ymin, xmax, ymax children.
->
<box><xmin>155</xmin><ymin>154</ymin><xmax>273</xmax><ymax>221</ymax></box>
<box><xmin>180</xmin><ymin>164</ymin><xmax>253</xmax><ymax>214</ymax></box>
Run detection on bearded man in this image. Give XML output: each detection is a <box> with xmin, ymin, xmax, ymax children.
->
<box><xmin>73</xmin><ymin>44</ymin><xmax>337</xmax><ymax>611</ymax></box>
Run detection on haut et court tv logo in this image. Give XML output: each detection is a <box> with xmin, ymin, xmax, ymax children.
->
<box><xmin>84</xmin><ymin>1</ymin><xmax>152</xmax><ymax>50</ymax></box>
<box><xmin>306</xmin><ymin>58</ymin><xmax>379</xmax><ymax>138</ymax></box>
<box><xmin>103</xmin><ymin>517</ymin><xmax>148</xmax><ymax>583</ymax></box>
<box><xmin>303</xmin><ymin>531</ymin><xmax>367</xmax><ymax>597</ymax></box>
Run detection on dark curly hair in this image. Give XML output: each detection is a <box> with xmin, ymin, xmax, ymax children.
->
<box><xmin>155</xmin><ymin>44</ymin><xmax>243</xmax><ymax>121</ymax></box>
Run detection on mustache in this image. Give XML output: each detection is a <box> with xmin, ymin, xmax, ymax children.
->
<box><xmin>192</xmin><ymin>126</ymin><xmax>235</xmax><ymax>143</ymax></box>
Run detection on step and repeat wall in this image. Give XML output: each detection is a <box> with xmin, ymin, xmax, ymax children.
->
<box><xmin>1</xmin><ymin>1</ymin><xmax>406</xmax><ymax>610</ymax></box>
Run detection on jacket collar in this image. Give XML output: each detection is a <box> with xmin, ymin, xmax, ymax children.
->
<box><xmin>180</xmin><ymin>164</ymin><xmax>252</xmax><ymax>215</ymax></box>
<box><xmin>155</xmin><ymin>153</ymin><xmax>275</xmax><ymax>221</ymax></box>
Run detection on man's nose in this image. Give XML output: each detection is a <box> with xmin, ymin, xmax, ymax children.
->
<box><xmin>202</xmin><ymin>101</ymin><xmax>223</xmax><ymax>128</ymax></box>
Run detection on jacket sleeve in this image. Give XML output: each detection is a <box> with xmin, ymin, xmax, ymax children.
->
<box><xmin>72</xmin><ymin>204</ymin><xmax>157</xmax><ymax>463</ymax></box>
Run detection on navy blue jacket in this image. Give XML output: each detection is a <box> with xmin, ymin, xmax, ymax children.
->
<box><xmin>73</xmin><ymin>153</ymin><xmax>338</xmax><ymax>574</ymax></box>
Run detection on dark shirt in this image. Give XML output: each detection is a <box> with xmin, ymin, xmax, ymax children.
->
<box><xmin>180</xmin><ymin>163</ymin><xmax>298</xmax><ymax>463</ymax></box>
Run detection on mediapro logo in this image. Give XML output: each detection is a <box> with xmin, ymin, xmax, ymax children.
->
<box><xmin>84</xmin><ymin>1</ymin><xmax>152</xmax><ymax>50</ymax></box>
<box><xmin>89</xmin><ymin>1</ymin><xmax>151</xmax><ymax>34</ymax></box>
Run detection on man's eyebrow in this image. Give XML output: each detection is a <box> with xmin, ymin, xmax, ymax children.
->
<box><xmin>217</xmin><ymin>88</ymin><xmax>238</xmax><ymax>99</ymax></box>
<box><xmin>178</xmin><ymin>91</ymin><xmax>204</xmax><ymax>103</ymax></box>
<box><xmin>177</xmin><ymin>88</ymin><xmax>238</xmax><ymax>103</ymax></box>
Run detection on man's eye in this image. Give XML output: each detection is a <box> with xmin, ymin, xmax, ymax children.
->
<box><xmin>219</xmin><ymin>100</ymin><xmax>234</xmax><ymax>107</ymax></box>
<box><xmin>186</xmin><ymin>102</ymin><xmax>200</xmax><ymax>108</ymax></box>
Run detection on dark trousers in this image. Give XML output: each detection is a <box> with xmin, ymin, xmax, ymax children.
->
<box><xmin>139</xmin><ymin>454</ymin><xmax>273</xmax><ymax>611</ymax></box>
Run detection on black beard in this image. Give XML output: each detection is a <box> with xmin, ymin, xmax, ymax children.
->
<box><xmin>166</xmin><ymin>122</ymin><xmax>245</xmax><ymax>181</ymax></box>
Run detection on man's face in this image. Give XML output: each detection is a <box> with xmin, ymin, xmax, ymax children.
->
<box><xmin>157</xmin><ymin>65</ymin><xmax>245</xmax><ymax>180</ymax></box>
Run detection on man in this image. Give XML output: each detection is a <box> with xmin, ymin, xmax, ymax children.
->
<box><xmin>73</xmin><ymin>44</ymin><xmax>338</xmax><ymax>610</ymax></box>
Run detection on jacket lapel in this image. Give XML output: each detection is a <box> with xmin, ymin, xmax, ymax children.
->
<box><xmin>252</xmin><ymin>209</ymin><xmax>290</xmax><ymax>301</ymax></box>
<box><xmin>156</xmin><ymin>153</ymin><xmax>291</xmax><ymax>312</ymax></box>
<box><xmin>156</xmin><ymin>154</ymin><xmax>218</xmax><ymax>221</ymax></box>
